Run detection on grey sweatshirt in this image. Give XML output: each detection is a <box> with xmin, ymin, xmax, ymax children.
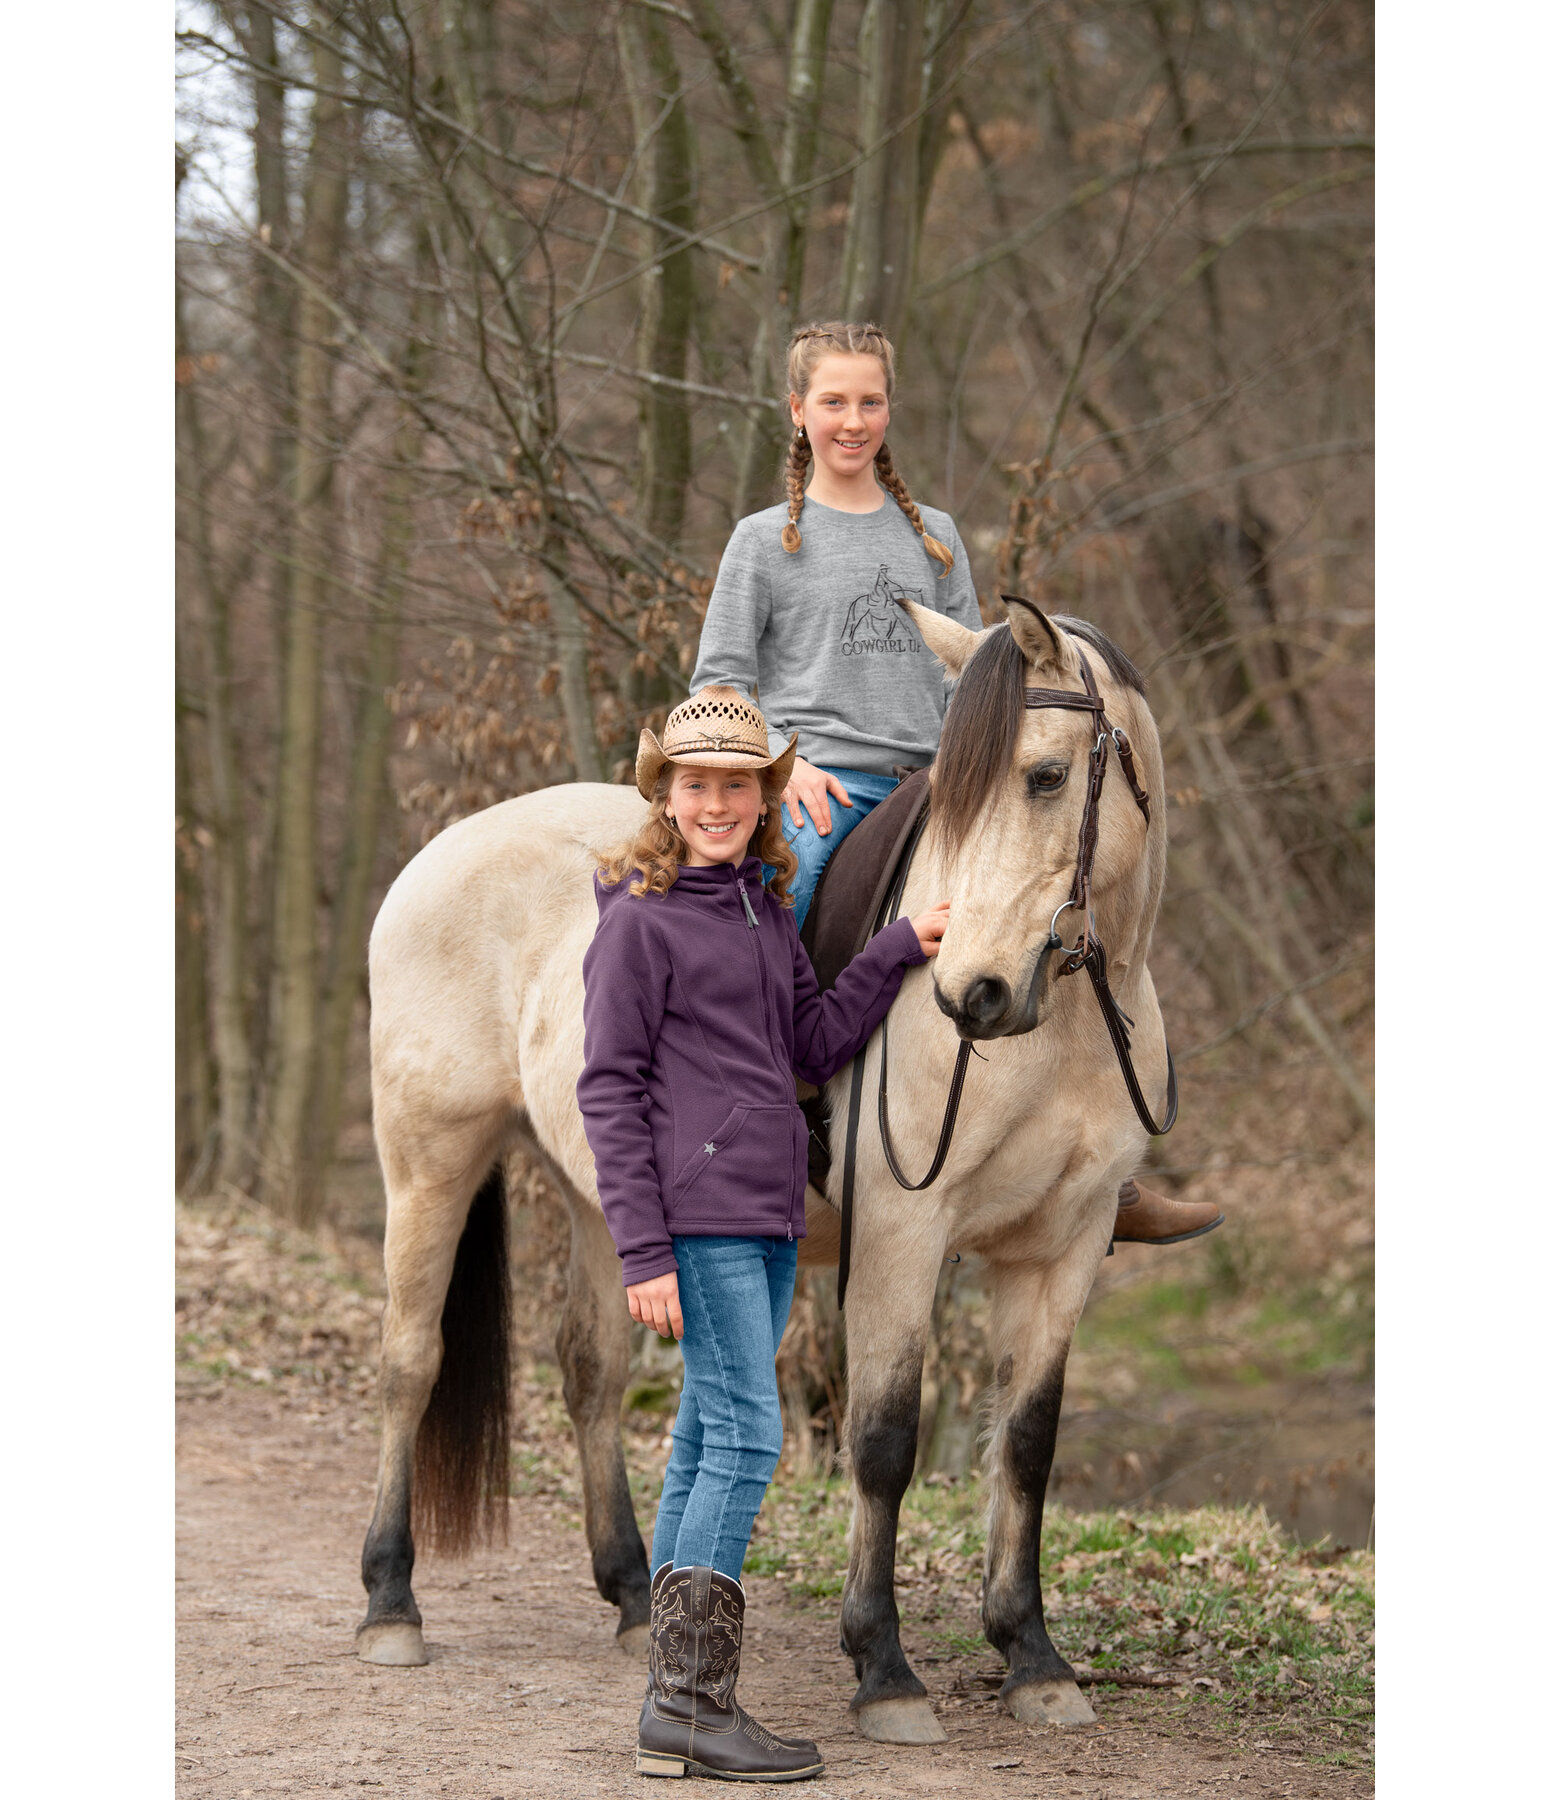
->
<box><xmin>690</xmin><ymin>495</ymin><xmax>982</xmax><ymax>777</ymax></box>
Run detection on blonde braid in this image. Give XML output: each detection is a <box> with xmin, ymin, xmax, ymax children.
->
<box><xmin>873</xmin><ymin>440</ymin><xmax>954</xmax><ymax>575</ymax></box>
<box><xmin>780</xmin><ymin>428</ymin><xmax>813</xmax><ymax>554</ymax></box>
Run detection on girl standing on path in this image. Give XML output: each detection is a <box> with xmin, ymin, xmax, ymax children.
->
<box><xmin>692</xmin><ymin>319</ymin><xmax>1222</xmax><ymax>1251</ymax></box>
<box><xmin>577</xmin><ymin>686</ymin><xmax>950</xmax><ymax>1783</ymax></box>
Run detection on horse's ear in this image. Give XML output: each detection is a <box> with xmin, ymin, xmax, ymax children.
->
<box><xmin>1003</xmin><ymin>595</ymin><xmax>1077</xmax><ymax>680</ymax></box>
<box><xmin>895</xmin><ymin>596</ymin><xmax>981</xmax><ymax>677</ymax></box>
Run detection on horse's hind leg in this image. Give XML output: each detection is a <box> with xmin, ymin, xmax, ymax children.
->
<box><xmin>358</xmin><ymin>1110</ymin><xmax>509</xmax><ymax>1666</ymax></box>
<box><xmin>551</xmin><ymin>1177</ymin><xmax>653</xmax><ymax>1650</ymax></box>
<box><xmin>980</xmin><ymin>1250</ymin><xmax>1102</xmax><ymax>1727</ymax></box>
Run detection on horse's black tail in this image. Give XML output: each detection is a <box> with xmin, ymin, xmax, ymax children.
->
<box><xmin>412</xmin><ymin>1164</ymin><xmax>511</xmax><ymax>1556</ymax></box>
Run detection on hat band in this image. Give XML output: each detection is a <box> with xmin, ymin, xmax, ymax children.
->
<box><xmin>664</xmin><ymin>733</ymin><xmax>768</xmax><ymax>759</ymax></box>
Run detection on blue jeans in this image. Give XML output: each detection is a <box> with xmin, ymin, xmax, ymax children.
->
<box><xmin>650</xmin><ymin>1235</ymin><xmax>800</xmax><ymax>1581</ymax></box>
<box><xmin>781</xmin><ymin>766</ymin><xmax>899</xmax><ymax>929</ymax></box>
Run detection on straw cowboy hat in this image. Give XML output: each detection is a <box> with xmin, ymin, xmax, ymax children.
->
<box><xmin>635</xmin><ymin>685</ymin><xmax>799</xmax><ymax>800</ymax></box>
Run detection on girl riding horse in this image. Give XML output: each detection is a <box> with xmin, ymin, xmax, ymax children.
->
<box><xmin>692</xmin><ymin>319</ymin><xmax>1220</xmax><ymax>1249</ymax></box>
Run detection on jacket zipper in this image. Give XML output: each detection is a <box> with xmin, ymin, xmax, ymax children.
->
<box><xmin>737</xmin><ymin>876</ymin><xmax>794</xmax><ymax>1238</ymax></box>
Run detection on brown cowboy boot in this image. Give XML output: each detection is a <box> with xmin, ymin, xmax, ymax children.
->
<box><xmin>637</xmin><ymin>1564</ymin><xmax>824</xmax><ymax>1782</ymax></box>
<box><xmin>1111</xmin><ymin>1178</ymin><xmax>1224</xmax><ymax>1247</ymax></box>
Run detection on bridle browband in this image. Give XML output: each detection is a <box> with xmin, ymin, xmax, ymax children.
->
<box><xmin>836</xmin><ymin>642</ymin><xmax>1177</xmax><ymax>1310</ymax></box>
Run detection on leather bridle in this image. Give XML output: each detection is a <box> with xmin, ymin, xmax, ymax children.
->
<box><xmin>836</xmin><ymin>643</ymin><xmax>1177</xmax><ymax>1309</ymax></box>
<box><xmin>1024</xmin><ymin>646</ymin><xmax>1178</xmax><ymax>1138</ymax></box>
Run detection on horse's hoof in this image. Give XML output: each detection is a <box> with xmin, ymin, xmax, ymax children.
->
<box><xmin>1004</xmin><ymin>1679</ymin><xmax>1096</xmax><ymax>1727</ymax></box>
<box><xmin>356</xmin><ymin>1621</ymin><xmax>428</xmax><ymax>1667</ymax></box>
<box><xmin>616</xmin><ymin>1622</ymin><xmax>650</xmax><ymax>1657</ymax></box>
<box><xmin>852</xmin><ymin>1697</ymin><xmax>947</xmax><ymax>1744</ymax></box>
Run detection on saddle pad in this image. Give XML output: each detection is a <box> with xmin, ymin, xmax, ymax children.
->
<box><xmin>798</xmin><ymin>767</ymin><xmax>932</xmax><ymax>1192</ymax></box>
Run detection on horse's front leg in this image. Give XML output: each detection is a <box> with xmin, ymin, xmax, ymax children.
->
<box><xmin>980</xmin><ymin>1237</ymin><xmax>1109</xmax><ymax>1726</ymax></box>
<box><xmin>840</xmin><ymin>1210</ymin><xmax>949</xmax><ymax>1744</ymax></box>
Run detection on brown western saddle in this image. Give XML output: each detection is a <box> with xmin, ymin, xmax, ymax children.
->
<box><xmin>797</xmin><ymin>766</ymin><xmax>933</xmax><ymax>1196</ymax></box>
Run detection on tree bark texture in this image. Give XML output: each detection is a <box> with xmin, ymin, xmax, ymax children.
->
<box><xmin>264</xmin><ymin>21</ymin><xmax>350</xmax><ymax>1220</ymax></box>
<box><xmin>311</xmin><ymin>305</ymin><xmax>429</xmax><ymax>1188</ymax></box>
<box><xmin>177</xmin><ymin>277</ymin><xmax>257</xmax><ymax>1188</ymax></box>
<box><xmin>618</xmin><ymin>4</ymin><xmax>696</xmax><ymax>550</ymax></box>
<box><xmin>841</xmin><ymin>0</ymin><xmax>927</xmax><ymax>334</ymax></box>
<box><xmin>176</xmin><ymin>697</ymin><xmax>215</xmax><ymax>1187</ymax></box>
<box><xmin>733</xmin><ymin>0</ymin><xmax>836</xmax><ymax>518</ymax></box>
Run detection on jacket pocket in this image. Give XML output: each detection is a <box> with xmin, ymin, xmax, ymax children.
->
<box><xmin>670</xmin><ymin>1104</ymin><xmax>797</xmax><ymax>1214</ymax></box>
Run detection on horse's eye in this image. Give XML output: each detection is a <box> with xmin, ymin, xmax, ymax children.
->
<box><xmin>1028</xmin><ymin>761</ymin><xmax>1068</xmax><ymax>796</ymax></box>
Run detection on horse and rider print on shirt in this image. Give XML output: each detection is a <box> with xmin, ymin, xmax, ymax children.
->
<box><xmin>840</xmin><ymin>566</ymin><xmax>926</xmax><ymax>656</ymax></box>
<box><xmin>689</xmin><ymin>497</ymin><xmax>982</xmax><ymax>773</ymax></box>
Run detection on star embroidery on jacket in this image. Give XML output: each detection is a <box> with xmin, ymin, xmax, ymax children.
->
<box><xmin>704</xmin><ymin>1141</ymin><xmax>717</xmax><ymax>1155</ymax></box>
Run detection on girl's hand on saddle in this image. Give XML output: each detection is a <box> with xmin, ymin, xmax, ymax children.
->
<box><xmin>782</xmin><ymin>756</ymin><xmax>852</xmax><ymax>836</ymax></box>
<box><xmin>910</xmin><ymin>900</ymin><xmax>952</xmax><ymax>958</ymax></box>
<box><xmin>627</xmin><ymin>1271</ymin><xmax>684</xmax><ymax>1341</ymax></box>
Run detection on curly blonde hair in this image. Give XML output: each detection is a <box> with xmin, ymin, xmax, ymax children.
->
<box><xmin>598</xmin><ymin>768</ymin><xmax>799</xmax><ymax>904</ymax></box>
<box><xmin>781</xmin><ymin>320</ymin><xmax>953</xmax><ymax>577</ymax></box>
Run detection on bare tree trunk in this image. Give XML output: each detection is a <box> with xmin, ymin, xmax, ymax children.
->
<box><xmin>733</xmin><ymin>0</ymin><xmax>836</xmax><ymax>518</ymax></box>
<box><xmin>229</xmin><ymin>0</ymin><xmax>295</xmax><ymax>1118</ymax></box>
<box><xmin>546</xmin><ymin>572</ymin><xmax>603</xmax><ymax>782</ymax></box>
<box><xmin>618</xmin><ymin>4</ymin><xmax>696</xmax><ymax>549</ymax></box>
<box><xmin>917</xmin><ymin>0</ymin><xmax>974</xmax><ymax>221</ymax></box>
<box><xmin>177</xmin><ymin>277</ymin><xmax>257</xmax><ymax>1188</ymax></box>
<box><xmin>264</xmin><ymin>21</ymin><xmax>350</xmax><ymax>1220</ymax></box>
<box><xmin>311</xmin><ymin>311</ymin><xmax>428</xmax><ymax>1188</ymax></box>
<box><xmin>175</xmin><ymin>694</ymin><xmax>215</xmax><ymax>1188</ymax></box>
<box><xmin>429</xmin><ymin>0</ymin><xmax>603</xmax><ymax>780</ymax></box>
<box><xmin>840</xmin><ymin>0</ymin><xmax>926</xmax><ymax>332</ymax></box>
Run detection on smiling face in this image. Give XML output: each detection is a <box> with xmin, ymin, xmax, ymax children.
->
<box><xmin>790</xmin><ymin>353</ymin><xmax>891</xmax><ymax>493</ymax></box>
<box><xmin>665</xmin><ymin>763</ymin><xmax>766</xmax><ymax>868</ymax></box>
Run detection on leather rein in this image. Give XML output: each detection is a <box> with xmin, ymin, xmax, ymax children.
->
<box><xmin>836</xmin><ymin>646</ymin><xmax>1177</xmax><ymax>1309</ymax></box>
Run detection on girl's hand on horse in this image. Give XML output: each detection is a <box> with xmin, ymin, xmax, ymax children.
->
<box><xmin>627</xmin><ymin>1271</ymin><xmax>684</xmax><ymax>1341</ymax></box>
<box><xmin>782</xmin><ymin>757</ymin><xmax>852</xmax><ymax>836</ymax></box>
<box><xmin>910</xmin><ymin>900</ymin><xmax>951</xmax><ymax>958</ymax></box>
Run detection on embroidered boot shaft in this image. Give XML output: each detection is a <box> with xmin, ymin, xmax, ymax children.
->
<box><xmin>637</xmin><ymin>1565</ymin><xmax>823</xmax><ymax>1782</ymax></box>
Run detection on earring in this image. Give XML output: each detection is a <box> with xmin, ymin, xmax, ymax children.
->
<box><xmin>797</xmin><ymin>425</ymin><xmax>805</xmax><ymax>437</ymax></box>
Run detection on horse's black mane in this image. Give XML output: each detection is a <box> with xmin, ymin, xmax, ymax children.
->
<box><xmin>932</xmin><ymin>613</ymin><xmax>1146</xmax><ymax>854</ymax></box>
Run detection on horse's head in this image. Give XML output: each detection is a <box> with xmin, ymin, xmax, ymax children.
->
<box><xmin>903</xmin><ymin>596</ymin><xmax>1166</xmax><ymax>1041</ymax></box>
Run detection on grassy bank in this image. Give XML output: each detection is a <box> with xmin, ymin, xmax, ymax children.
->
<box><xmin>749</xmin><ymin>1474</ymin><xmax>1372</xmax><ymax>1763</ymax></box>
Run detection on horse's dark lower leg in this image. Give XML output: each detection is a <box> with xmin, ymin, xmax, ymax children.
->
<box><xmin>358</xmin><ymin>1374</ymin><xmax>425</xmax><ymax>1657</ymax></box>
<box><xmin>837</xmin><ymin>1191</ymin><xmax>948</xmax><ymax>1744</ymax></box>
<box><xmin>982</xmin><ymin>1250</ymin><xmax>1102</xmax><ymax>1726</ymax></box>
<box><xmin>982</xmin><ymin>1361</ymin><xmax>1093</xmax><ymax>1718</ymax></box>
<box><xmin>555</xmin><ymin>1191</ymin><xmax>652</xmax><ymax>1644</ymax></box>
<box><xmin>838</xmin><ymin>1349</ymin><xmax>948</xmax><ymax>1743</ymax></box>
<box><xmin>841</xmin><ymin>1369</ymin><xmax>925</xmax><ymax>1696</ymax></box>
<box><xmin>358</xmin><ymin>1124</ymin><xmax>508</xmax><ymax>1666</ymax></box>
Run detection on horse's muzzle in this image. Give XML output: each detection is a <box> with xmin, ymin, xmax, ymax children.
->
<box><xmin>934</xmin><ymin>940</ymin><xmax>1061</xmax><ymax>1040</ymax></box>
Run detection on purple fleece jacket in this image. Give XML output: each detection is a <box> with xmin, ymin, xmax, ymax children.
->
<box><xmin>577</xmin><ymin>855</ymin><xmax>926</xmax><ymax>1286</ymax></box>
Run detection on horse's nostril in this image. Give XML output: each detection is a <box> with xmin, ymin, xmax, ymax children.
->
<box><xmin>963</xmin><ymin>976</ymin><xmax>1010</xmax><ymax>1026</ymax></box>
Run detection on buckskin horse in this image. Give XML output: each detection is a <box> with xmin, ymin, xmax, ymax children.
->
<box><xmin>356</xmin><ymin>597</ymin><xmax>1173</xmax><ymax>1743</ymax></box>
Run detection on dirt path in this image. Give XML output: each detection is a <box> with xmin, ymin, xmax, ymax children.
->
<box><xmin>177</xmin><ymin>1387</ymin><xmax>1370</xmax><ymax>1800</ymax></box>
